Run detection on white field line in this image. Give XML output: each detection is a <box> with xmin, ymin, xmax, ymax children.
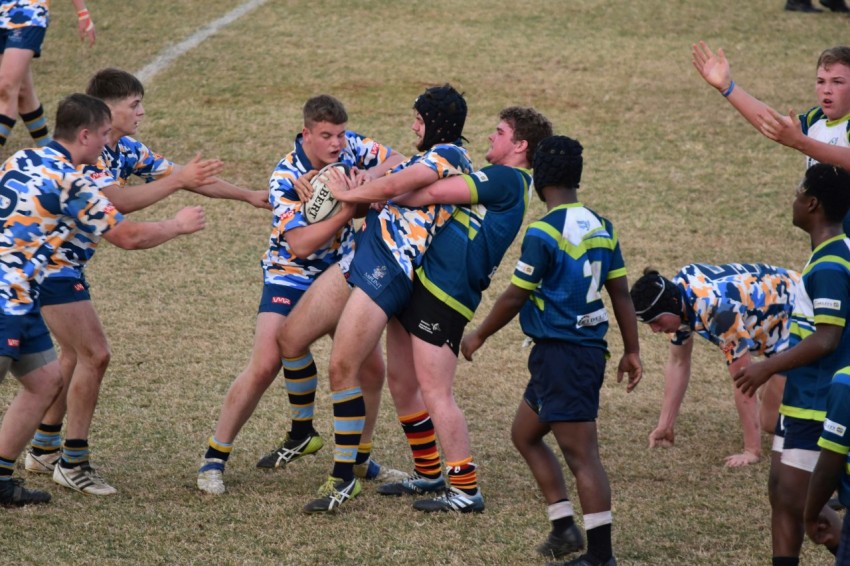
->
<box><xmin>135</xmin><ymin>0</ymin><xmax>270</xmax><ymax>83</ymax></box>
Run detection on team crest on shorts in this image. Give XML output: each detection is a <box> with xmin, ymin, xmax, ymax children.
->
<box><xmin>364</xmin><ymin>265</ymin><xmax>388</xmax><ymax>289</ymax></box>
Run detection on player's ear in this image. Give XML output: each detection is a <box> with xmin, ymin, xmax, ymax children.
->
<box><xmin>514</xmin><ymin>138</ymin><xmax>528</xmax><ymax>155</ymax></box>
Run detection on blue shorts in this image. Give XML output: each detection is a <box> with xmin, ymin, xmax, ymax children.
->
<box><xmin>258</xmin><ymin>283</ymin><xmax>305</xmax><ymax>316</ymax></box>
<box><xmin>39</xmin><ymin>275</ymin><xmax>91</xmax><ymax>306</ymax></box>
<box><xmin>524</xmin><ymin>340</ymin><xmax>606</xmax><ymax>423</ymax></box>
<box><xmin>774</xmin><ymin>414</ymin><xmax>823</xmax><ymax>451</ymax></box>
<box><xmin>0</xmin><ymin>26</ymin><xmax>46</xmax><ymax>57</ymax></box>
<box><xmin>347</xmin><ymin>220</ymin><xmax>412</xmax><ymax>318</ymax></box>
<box><xmin>0</xmin><ymin>310</ymin><xmax>53</xmax><ymax>359</ymax></box>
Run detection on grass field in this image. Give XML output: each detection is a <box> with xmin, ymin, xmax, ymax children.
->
<box><xmin>2</xmin><ymin>0</ymin><xmax>849</xmax><ymax>564</ymax></box>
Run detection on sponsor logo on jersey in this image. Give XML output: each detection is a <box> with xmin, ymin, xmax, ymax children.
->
<box><xmin>473</xmin><ymin>170</ymin><xmax>488</xmax><ymax>182</ymax></box>
<box><xmin>89</xmin><ymin>170</ymin><xmax>110</xmax><ymax>180</ymax></box>
<box><xmin>825</xmin><ymin>418</ymin><xmax>847</xmax><ymax>438</ymax></box>
<box><xmin>7</xmin><ymin>338</ymin><xmax>19</xmax><ymax>347</ymax></box>
<box><xmin>281</xmin><ymin>210</ymin><xmax>295</xmax><ymax>221</ymax></box>
<box><xmin>515</xmin><ymin>260</ymin><xmax>534</xmax><ymax>276</ymax></box>
<box><xmin>272</xmin><ymin>296</ymin><xmax>291</xmax><ymax>305</ymax></box>
<box><xmin>814</xmin><ymin>298</ymin><xmax>841</xmax><ymax>311</ymax></box>
<box><xmin>576</xmin><ymin>307</ymin><xmax>609</xmax><ymax>328</ymax></box>
<box><xmin>104</xmin><ymin>204</ymin><xmax>116</xmax><ymax>214</ymax></box>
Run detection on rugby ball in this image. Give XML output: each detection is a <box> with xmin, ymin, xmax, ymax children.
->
<box><xmin>303</xmin><ymin>162</ymin><xmax>350</xmax><ymax>224</ymax></box>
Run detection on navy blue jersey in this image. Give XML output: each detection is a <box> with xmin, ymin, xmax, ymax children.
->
<box><xmin>511</xmin><ymin>203</ymin><xmax>626</xmax><ymax>350</ymax></box>
<box><xmin>417</xmin><ymin>165</ymin><xmax>530</xmax><ymax>320</ymax></box>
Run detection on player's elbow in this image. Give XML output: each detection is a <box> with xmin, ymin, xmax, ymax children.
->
<box><xmin>103</xmin><ymin>223</ymin><xmax>144</xmax><ymax>250</ymax></box>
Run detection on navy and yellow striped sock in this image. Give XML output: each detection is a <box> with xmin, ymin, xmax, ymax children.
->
<box><xmin>446</xmin><ymin>456</ymin><xmax>478</xmax><ymax>495</ymax></box>
<box><xmin>20</xmin><ymin>105</ymin><xmax>50</xmax><ymax>147</ymax></box>
<box><xmin>31</xmin><ymin>422</ymin><xmax>62</xmax><ymax>456</ymax></box>
<box><xmin>203</xmin><ymin>436</ymin><xmax>233</xmax><ymax>462</ymax></box>
<box><xmin>0</xmin><ymin>113</ymin><xmax>16</xmax><ymax>147</ymax></box>
<box><xmin>330</xmin><ymin>387</ymin><xmax>365</xmax><ymax>482</ymax></box>
<box><xmin>0</xmin><ymin>455</ymin><xmax>15</xmax><ymax>479</ymax></box>
<box><xmin>400</xmin><ymin>410</ymin><xmax>442</xmax><ymax>479</ymax></box>
<box><xmin>283</xmin><ymin>353</ymin><xmax>317</xmax><ymax>439</ymax></box>
<box><xmin>60</xmin><ymin>438</ymin><xmax>89</xmax><ymax>468</ymax></box>
<box><xmin>355</xmin><ymin>441</ymin><xmax>372</xmax><ymax>466</ymax></box>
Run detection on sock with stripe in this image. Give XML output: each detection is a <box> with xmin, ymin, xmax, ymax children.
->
<box><xmin>549</xmin><ymin>499</ymin><xmax>577</xmax><ymax>534</ymax></box>
<box><xmin>584</xmin><ymin>511</ymin><xmax>613</xmax><ymax>563</ymax></box>
<box><xmin>31</xmin><ymin>422</ymin><xmax>62</xmax><ymax>456</ymax></box>
<box><xmin>201</xmin><ymin>436</ymin><xmax>232</xmax><ymax>473</ymax></box>
<box><xmin>0</xmin><ymin>113</ymin><xmax>15</xmax><ymax>147</ymax></box>
<box><xmin>283</xmin><ymin>353</ymin><xmax>317</xmax><ymax>439</ymax></box>
<box><xmin>355</xmin><ymin>441</ymin><xmax>372</xmax><ymax>466</ymax></box>
<box><xmin>0</xmin><ymin>455</ymin><xmax>15</xmax><ymax>480</ymax></box>
<box><xmin>330</xmin><ymin>387</ymin><xmax>365</xmax><ymax>482</ymax></box>
<box><xmin>59</xmin><ymin>438</ymin><xmax>89</xmax><ymax>468</ymax></box>
<box><xmin>400</xmin><ymin>410</ymin><xmax>442</xmax><ymax>479</ymax></box>
<box><xmin>20</xmin><ymin>105</ymin><xmax>50</xmax><ymax>147</ymax></box>
<box><xmin>446</xmin><ymin>456</ymin><xmax>478</xmax><ymax>495</ymax></box>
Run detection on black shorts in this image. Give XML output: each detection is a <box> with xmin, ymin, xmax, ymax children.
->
<box><xmin>398</xmin><ymin>276</ymin><xmax>468</xmax><ymax>356</ymax></box>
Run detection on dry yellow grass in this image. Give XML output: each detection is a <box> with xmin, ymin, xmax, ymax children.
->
<box><xmin>1</xmin><ymin>0</ymin><xmax>848</xmax><ymax>563</ymax></box>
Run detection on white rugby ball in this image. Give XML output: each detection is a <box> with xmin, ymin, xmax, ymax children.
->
<box><xmin>303</xmin><ymin>162</ymin><xmax>350</xmax><ymax>224</ymax></box>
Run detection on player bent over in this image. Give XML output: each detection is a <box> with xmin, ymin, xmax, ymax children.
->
<box><xmin>0</xmin><ymin>93</ymin><xmax>204</xmax><ymax>505</ymax></box>
<box><xmin>735</xmin><ymin>164</ymin><xmax>850</xmax><ymax>565</ymax></box>
<box><xmin>24</xmin><ymin>68</ymin><xmax>266</xmax><ymax>495</ymax></box>
<box><xmin>196</xmin><ymin>94</ymin><xmax>404</xmax><ymax>495</ymax></box>
<box><xmin>461</xmin><ymin>136</ymin><xmax>642</xmax><ymax>566</ymax></box>
<box><xmin>630</xmin><ymin>263</ymin><xmax>799</xmax><ymax>467</ymax></box>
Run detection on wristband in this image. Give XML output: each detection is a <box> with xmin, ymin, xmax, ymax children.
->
<box><xmin>77</xmin><ymin>9</ymin><xmax>90</xmax><ymax>20</ymax></box>
<box><xmin>721</xmin><ymin>80</ymin><xmax>735</xmax><ymax>98</ymax></box>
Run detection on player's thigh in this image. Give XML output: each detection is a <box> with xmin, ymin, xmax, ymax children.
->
<box><xmin>0</xmin><ymin>47</ymin><xmax>34</xmax><ymax>90</ymax></box>
<box><xmin>281</xmin><ymin>267</ymin><xmax>349</xmax><ymax>355</ymax></box>
<box><xmin>411</xmin><ymin>335</ymin><xmax>458</xmax><ymax>398</ymax></box>
<box><xmin>511</xmin><ymin>398</ymin><xmax>550</xmax><ymax>449</ymax></box>
<box><xmin>329</xmin><ymin>288</ymin><xmax>388</xmax><ymax>379</ymax></box>
<box><xmin>41</xmin><ymin>300</ymin><xmax>108</xmax><ymax>358</ymax></box>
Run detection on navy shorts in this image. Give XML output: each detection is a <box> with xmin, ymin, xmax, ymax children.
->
<box><xmin>347</xmin><ymin>220</ymin><xmax>412</xmax><ymax>319</ymax></box>
<box><xmin>0</xmin><ymin>310</ymin><xmax>53</xmax><ymax>359</ymax></box>
<box><xmin>39</xmin><ymin>276</ymin><xmax>91</xmax><ymax>306</ymax></box>
<box><xmin>258</xmin><ymin>283</ymin><xmax>305</xmax><ymax>316</ymax></box>
<box><xmin>524</xmin><ymin>340</ymin><xmax>606</xmax><ymax>423</ymax></box>
<box><xmin>0</xmin><ymin>26</ymin><xmax>46</xmax><ymax>57</ymax></box>
<box><xmin>774</xmin><ymin>414</ymin><xmax>823</xmax><ymax>451</ymax></box>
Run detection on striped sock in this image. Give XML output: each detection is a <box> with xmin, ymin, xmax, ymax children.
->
<box><xmin>584</xmin><ymin>511</ymin><xmax>613</xmax><ymax>562</ymax></box>
<box><xmin>20</xmin><ymin>105</ymin><xmax>50</xmax><ymax>147</ymax></box>
<box><xmin>31</xmin><ymin>422</ymin><xmax>63</xmax><ymax>455</ymax></box>
<box><xmin>355</xmin><ymin>441</ymin><xmax>372</xmax><ymax>465</ymax></box>
<box><xmin>203</xmin><ymin>436</ymin><xmax>233</xmax><ymax>462</ymax></box>
<box><xmin>400</xmin><ymin>410</ymin><xmax>441</xmax><ymax>479</ymax></box>
<box><xmin>60</xmin><ymin>438</ymin><xmax>89</xmax><ymax>468</ymax></box>
<box><xmin>0</xmin><ymin>113</ymin><xmax>15</xmax><ymax>147</ymax></box>
<box><xmin>283</xmin><ymin>353</ymin><xmax>317</xmax><ymax>439</ymax></box>
<box><xmin>446</xmin><ymin>456</ymin><xmax>478</xmax><ymax>495</ymax></box>
<box><xmin>330</xmin><ymin>387</ymin><xmax>365</xmax><ymax>482</ymax></box>
<box><xmin>0</xmin><ymin>455</ymin><xmax>15</xmax><ymax>479</ymax></box>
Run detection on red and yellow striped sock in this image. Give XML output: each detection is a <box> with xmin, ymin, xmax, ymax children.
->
<box><xmin>400</xmin><ymin>410</ymin><xmax>441</xmax><ymax>479</ymax></box>
<box><xmin>446</xmin><ymin>456</ymin><xmax>478</xmax><ymax>495</ymax></box>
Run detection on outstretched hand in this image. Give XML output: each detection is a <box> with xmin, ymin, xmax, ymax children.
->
<box><xmin>246</xmin><ymin>189</ymin><xmax>272</xmax><ymax>210</ymax></box>
<box><xmin>175</xmin><ymin>206</ymin><xmax>206</xmax><ymax>235</ymax></box>
<box><xmin>617</xmin><ymin>352</ymin><xmax>643</xmax><ymax>392</ymax></box>
<box><xmin>757</xmin><ymin>108</ymin><xmax>804</xmax><ymax>149</ymax></box>
<box><xmin>692</xmin><ymin>41</ymin><xmax>732</xmax><ymax>92</ymax></box>
<box><xmin>178</xmin><ymin>154</ymin><xmax>224</xmax><ymax>189</ymax></box>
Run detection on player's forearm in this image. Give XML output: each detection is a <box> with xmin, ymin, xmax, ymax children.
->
<box><xmin>657</xmin><ymin>358</ymin><xmax>690</xmax><ymax>429</ymax></box>
<box><xmin>366</xmin><ymin>153</ymin><xmax>406</xmax><ymax>178</ymax></box>
<box><xmin>724</xmin><ymin>85</ymin><xmax>775</xmax><ymax>134</ymax></box>
<box><xmin>101</xmin><ymin>177</ymin><xmax>182</xmax><ymax>214</ymax></box>
<box><xmin>188</xmin><ymin>178</ymin><xmax>253</xmax><ymax>202</ymax></box>
<box><xmin>475</xmin><ymin>284</ymin><xmax>529</xmax><ymax>342</ymax></box>
<box><xmin>608</xmin><ymin>277</ymin><xmax>641</xmax><ymax>355</ymax></box>
<box><xmin>284</xmin><ymin>211</ymin><xmax>353</xmax><ymax>259</ymax></box>
<box><xmin>759</xmin><ymin>326</ymin><xmax>841</xmax><ymax>377</ymax></box>
<box><xmin>732</xmin><ymin>383</ymin><xmax>762</xmax><ymax>455</ymax></box>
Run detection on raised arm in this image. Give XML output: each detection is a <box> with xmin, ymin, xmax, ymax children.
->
<box><xmin>175</xmin><ymin>159</ymin><xmax>271</xmax><ymax>210</ymax></box>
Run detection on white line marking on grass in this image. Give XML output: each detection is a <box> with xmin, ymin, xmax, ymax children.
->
<box><xmin>135</xmin><ymin>0</ymin><xmax>270</xmax><ymax>83</ymax></box>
